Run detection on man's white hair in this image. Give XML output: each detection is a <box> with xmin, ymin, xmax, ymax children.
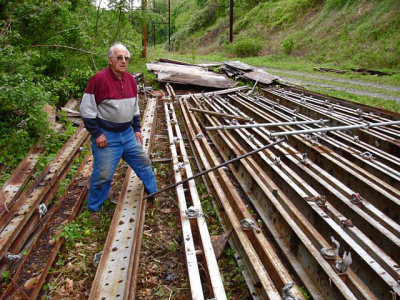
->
<box><xmin>108</xmin><ymin>42</ymin><xmax>130</xmax><ymax>58</ymax></box>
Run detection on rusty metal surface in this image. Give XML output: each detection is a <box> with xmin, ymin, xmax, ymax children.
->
<box><xmin>0</xmin><ymin>144</ymin><xmax>41</xmax><ymax>216</ymax></box>
<box><xmin>184</xmin><ymin>88</ymin><xmax>400</xmax><ymax>299</ymax></box>
<box><xmin>0</xmin><ymin>155</ymin><xmax>92</xmax><ymax>299</ymax></box>
<box><xmin>89</xmin><ymin>97</ymin><xmax>158</xmax><ymax>300</ymax></box>
<box><xmin>0</xmin><ymin>126</ymin><xmax>89</xmax><ymax>260</ymax></box>
<box><xmin>181</xmin><ymin>97</ymin><xmax>305</xmax><ymax>299</ymax></box>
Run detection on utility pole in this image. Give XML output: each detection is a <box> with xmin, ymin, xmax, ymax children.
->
<box><xmin>229</xmin><ymin>0</ymin><xmax>233</xmax><ymax>43</ymax></box>
<box><xmin>142</xmin><ymin>0</ymin><xmax>147</xmax><ymax>58</ymax></box>
<box><xmin>168</xmin><ymin>0</ymin><xmax>171</xmax><ymax>50</ymax></box>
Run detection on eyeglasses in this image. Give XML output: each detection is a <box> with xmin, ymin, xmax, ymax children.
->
<box><xmin>113</xmin><ymin>56</ymin><xmax>130</xmax><ymax>62</ymax></box>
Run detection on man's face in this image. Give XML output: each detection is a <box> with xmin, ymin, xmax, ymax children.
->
<box><xmin>108</xmin><ymin>47</ymin><xmax>130</xmax><ymax>77</ymax></box>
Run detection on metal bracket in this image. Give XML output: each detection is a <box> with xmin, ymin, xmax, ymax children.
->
<box><xmin>240</xmin><ymin>219</ymin><xmax>261</xmax><ymax>233</ymax></box>
<box><xmin>353</xmin><ymin>135</ymin><xmax>359</xmax><ymax>142</ymax></box>
<box><xmin>341</xmin><ymin>219</ymin><xmax>354</xmax><ymax>228</ymax></box>
<box><xmin>300</xmin><ymin>153</ymin><xmax>309</xmax><ymax>165</ymax></box>
<box><xmin>171</xmin><ymin>137</ymin><xmax>180</xmax><ymax>145</ymax></box>
<box><xmin>93</xmin><ymin>251</ymin><xmax>102</xmax><ymax>263</ymax></box>
<box><xmin>361</xmin><ymin>151</ymin><xmax>374</xmax><ymax>160</ymax></box>
<box><xmin>247</xmin><ymin>134</ymin><xmax>255</xmax><ymax>141</ymax></box>
<box><xmin>315</xmin><ymin>195</ymin><xmax>327</xmax><ymax>209</ymax></box>
<box><xmin>175</xmin><ymin>163</ymin><xmax>186</xmax><ymax>173</ymax></box>
<box><xmin>6</xmin><ymin>252</ymin><xmax>22</xmax><ymax>261</ymax></box>
<box><xmin>320</xmin><ymin>236</ymin><xmax>340</xmax><ymax>259</ymax></box>
<box><xmin>274</xmin><ymin>157</ymin><xmax>281</xmax><ymax>166</ymax></box>
<box><xmin>335</xmin><ymin>251</ymin><xmax>352</xmax><ymax>273</ymax></box>
<box><xmin>356</xmin><ymin>109</ymin><xmax>363</xmax><ymax>119</ymax></box>
<box><xmin>38</xmin><ymin>203</ymin><xmax>47</xmax><ymax>218</ymax></box>
<box><xmin>185</xmin><ymin>206</ymin><xmax>202</xmax><ymax>219</ymax></box>
<box><xmin>281</xmin><ymin>282</ymin><xmax>301</xmax><ymax>300</ymax></box>
<box><xmin>170</xmin><ymin>119</ymin><xmax>177</xmax><ymax>125</ymax></box>
<box><xmin>351</xmin><ymin>193</ymin><xmax>363</xmax><ymax>204</ymax></box>
<box><xmin>193</xmin><ymin>133</ymin><xmax>203</xmax><ymax>140</ymax></box>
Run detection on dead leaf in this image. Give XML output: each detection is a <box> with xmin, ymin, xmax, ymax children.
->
<box><xmin>160</xmin><ymin>208</ymin><xmax>172</xmax><ymax>214</ymax></box>
<box><xmin>48</xmin><ymin>238</ymin><xmax>56</xmax><ymax>245</ymax></box>
<box><xmin>24</xmin><ymin>275</ymin><xmax>41</xmax><ymax>289</ymax></box>
<box><xmin>65</xmin><ymin>278</ymin><xmax>74</xmax><ymax>292</ymax></box>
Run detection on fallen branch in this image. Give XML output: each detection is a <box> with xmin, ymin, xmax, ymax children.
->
<box><xmin>31</xmin><ymin>44</ymin><xmax>101</xmax><ymax>55</ymax></box>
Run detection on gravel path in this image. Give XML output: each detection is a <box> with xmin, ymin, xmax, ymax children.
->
<box><xmin>263</xmin><ymin>68</ymin><xmax>400</xmax><ymax>92</ymax></box>
<box><xmin>277</xmin><ymin>77</ymin><xmax>400</xmax><ymax>102</ymax></box>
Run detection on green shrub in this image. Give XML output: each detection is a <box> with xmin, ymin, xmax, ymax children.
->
<box><xmin>282</xmin><ymin>38</ymin><xmax>295</xmax><ymax>54</ymax></box>
<box><xmin>226</xmin><ymin>37</ymin><xmax>262</xmax><ymax>57</ymax></box>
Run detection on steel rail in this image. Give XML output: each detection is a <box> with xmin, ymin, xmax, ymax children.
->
<box><xmin>182</xmin><ymin>97</ymin><xmax>305</xmax><ymax>299</ymax></box>
<box><xmin>262</xmin><ymin>88</ymin><xmax>400</xmax><ymax>142</ymax></box>
<box><xmin>179</xmin><ymin>86</ymin><xmax>248</xmax><ymax>100</ymax></box>
<box><xmin>263</xmin><ymin>89</ymin><xmax>400</xmax><ymax>157</ymax></box>
<box><xmin>0</xmin><ymin>144</ymin><xmax>41</xmax><ymax>217</ymax></box>
<box><xmin>269</xmin><ymin>121</ymin><xmax>400</xmax><ymax>137</ymax></box>
<box><xmin>236</xmin><ymin>91</ymin><xmax>400</xmax><ymax>189</ymax></box>
<box><xmin>248</xmin><ymin>92</ymin><xmax>400</xmax><ymax>169</ymax></box>
<box><xmin>0</xmin><ymin>99</ymin><xmax>82</xmax><ymax>217</ymax></box>
<box><xmin>281</xmin><ymin>89</ymin><xmax>400</xmax><ymax>130</ymax></box>
<box><xmin>196</xmin><ymin>93</ymin><xmax>400</xmax><ymax>298</ymax></box>
<box><xmin>0</xmin><ymin>126</ymin><xmax>89</xmax><ymax>260</ymax></box>
<box><xmin>89</xmin><ymin>96</ymin><xmax>158</xmax><ymax>300</ymax></box>
<box><xmin>0</xmin><ymin>155</ymin><xmax>93</xmax><ymax>299</ymax></box>
<box><xmin>235</xmin><ymin>92</ymin><xmax>400</xmax><ymax>184</ymax></box>
<box><xmin>165</xmin><ymin>99</ymin><xmax>205</xmax><ymax>300</ymax></box>
<box><xmin>227</xmin><ymin>93</ymin><xmax>400</xmax><ymax>220</ymax></box>
<box><xmin>165</xmin><ymin>99</ymin><xmax>226</xmax><ymax>299</ymax></box>
<box><xmin>241</xmin><ymin>92</ymin><xmax>400</xmax><ymax>191</ymax></box>
<box><xmin>216</xmin><ymin>94</ymin><xmax>400</xmax><ymax>246</ymax></box>
<box><xmin>187</xmin><ymin>95</ymin><xmax>358</xmax><ymax>299</ymax></box>
<box><xmin>204</xmin><ymin>119</ymin><xmax>328</xmax><ymax>131</ymax></box>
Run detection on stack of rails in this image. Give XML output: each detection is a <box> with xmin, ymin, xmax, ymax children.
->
<box><xmin>164</xmin><ymin>98</ymin><xmax>226</xmax><ymax>299</ymax></box>
<box><xmin>0</xmin><ymin>125</ymin><xmax>90</xmax><ymax>298</ymax></box>
<box><xmin>171</xmin><ymin>85</ymin><xmax>400</xmax><ymax>299</ymax></box>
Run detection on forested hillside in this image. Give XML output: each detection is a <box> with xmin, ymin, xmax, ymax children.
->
<box><xmin>0</xmin><ymin>0</ymin><xmax>147</xmax><ymax>175</ymax></box>
<box><xmin>169</xmin><ymin>0</ymin><xmax>400</xmax><ymax>70</ymax></box>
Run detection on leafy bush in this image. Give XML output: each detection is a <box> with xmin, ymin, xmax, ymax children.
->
<box><xmin>225</xmin><ymin>37</ymin><xmax>262</xmax><ymax>57</ymax></box>
<box><xmin>282</xmin><ymin>37</ymin><xmax>295</xmax><ymax>54</ymax></box>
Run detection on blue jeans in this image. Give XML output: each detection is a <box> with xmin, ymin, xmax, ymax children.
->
<box><xmin>88</xmin><ymin>127</ymin><xmax>157</xmax><ymax>212</ymax></box>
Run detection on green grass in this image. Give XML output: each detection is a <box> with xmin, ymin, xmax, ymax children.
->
<box><xmin>308</xmin><ymin>87</ymin><xmax>400</xmax><ymax>113</ymax></box>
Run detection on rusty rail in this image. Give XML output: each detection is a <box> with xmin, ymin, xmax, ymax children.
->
<box><xmin>0</xmin><ymin>155</ymin><xmax>93</xmax><ymax>299</ymax></box>
<box><xmin>89</xmin><ymin>96</ymin><xmax>158</xmax><ymax>299</ymax></box>
<box><xmin>184</xmin><ymin>87</ymin><xmax>400</xmax><ymax>299</ymax></box>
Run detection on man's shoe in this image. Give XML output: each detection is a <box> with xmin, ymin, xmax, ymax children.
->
<box><xmin>89</xmin><ymin>212</ymin><xmax>100</xmax><ymax>222</ymax></box>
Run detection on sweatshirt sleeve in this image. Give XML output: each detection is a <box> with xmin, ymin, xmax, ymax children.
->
<box><xmin>131</xmin><ymin>77</ymin><xmax>141</xmax><ymax>132</ymax></box>
<box><xmin>80</xmin><ymin>76</ymin><xmax>103</xmax><ymax>138</ymax></box>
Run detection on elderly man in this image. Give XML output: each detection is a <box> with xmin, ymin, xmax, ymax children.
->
<box><xmin>80</xmin><ymin>42</ymin><xmax>157</xmax><ymax>215</ymax></box>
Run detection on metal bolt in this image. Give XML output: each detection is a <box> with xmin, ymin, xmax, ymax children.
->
<box><xmin>193</xmin><ymin>133</ymin><xmax>203</xmax><ymax>140</ymax></box>
<box><xmin>351</xmin><ymin>193</ymin><xmax>363</xmax><ymax>204</ymax></box>
<box><xmin>175</xmin><ymin>163</ymin><xmax>186</xmax><ymax>173</ymax></box>
<box><xmin>185</xmin><ymin>206</ymin><xmax>201</xmax><ymax>218</ymax></box>
<box><xmin>320</xmin><ymin>236</ymin><xmax>340</xmax><ymax>259</ymax></box>
<box><xmin>335</xmin><ymin>251</ymin><xmax>352</xmax><ymax>273</ymax></box>
<box><xmin>93</xmin><ymin>251</ymin><xmax>103</xmax><ymax>263</ymax></box>
<box><xmin>38</xmin><ymin>203</ymin><xmax>47</xmax><ymax>218</ymax></box>
<box><xmin>240</xmin><ymin>218</ymin><xmax>261</xmax><ymax>233</ymax></box>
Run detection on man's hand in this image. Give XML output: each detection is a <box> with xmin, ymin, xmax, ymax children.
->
<box><xmin>95</xmin><ymin>134</ymin><xmax>107</xmax><ymax>148</ymax></box>
<box><xmin>135</xmin><ymin>131</ymin><xmax>143</xmax><ymax>145</ymax></box>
